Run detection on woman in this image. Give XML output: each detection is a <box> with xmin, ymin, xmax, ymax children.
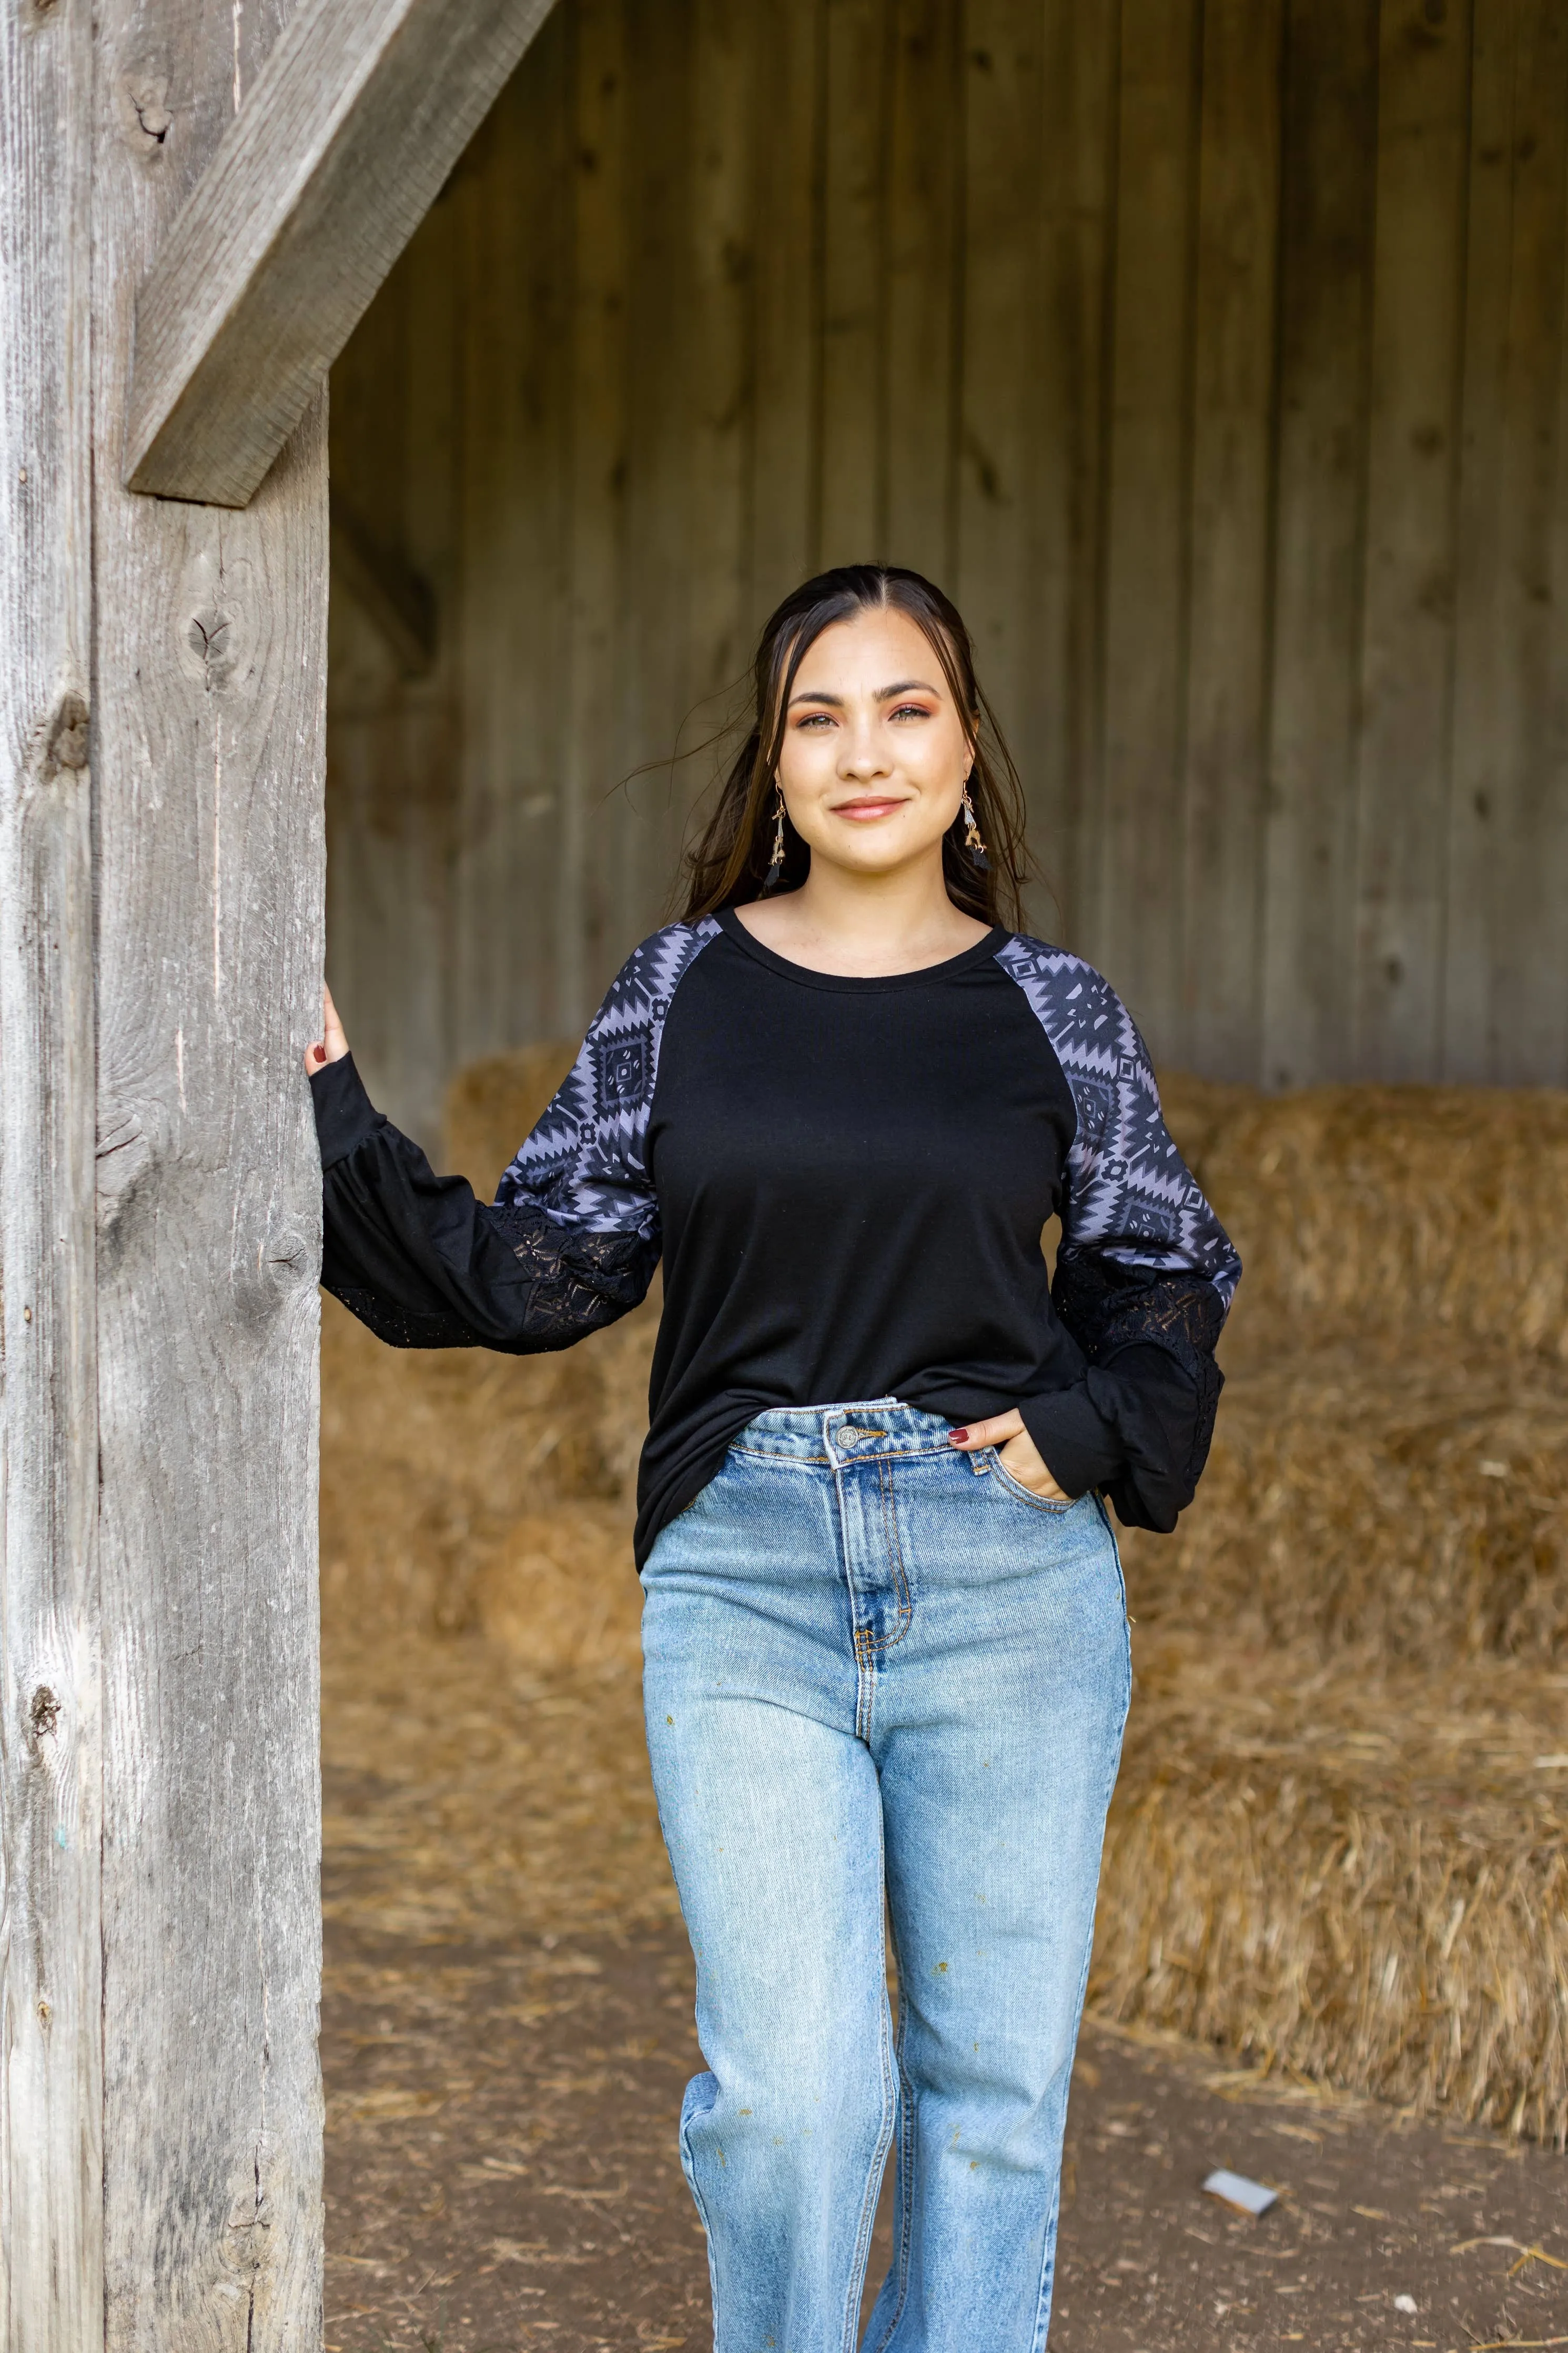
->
<box><xmin>308</xmin><ymin>565</ymin><xmax>1239</xmax><ymax>2351</ymax></box>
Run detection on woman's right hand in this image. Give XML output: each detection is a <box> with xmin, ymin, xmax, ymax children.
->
<box><xmin>305</xmin><ymin>983</ymin><xmax>350</xmax><ymax>1077</ymax></box>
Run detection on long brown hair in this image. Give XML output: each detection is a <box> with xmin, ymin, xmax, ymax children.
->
<box><xmin>680</xmin><ymin>565</ymin><xmax>1035</xmax><ymax>930</ymax></box>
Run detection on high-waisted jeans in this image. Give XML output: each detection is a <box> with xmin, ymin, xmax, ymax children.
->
<box><xmin>640</xmin><ymin>1401</ymin><xmax>1132</xmax><ymax>2353</ymax></box>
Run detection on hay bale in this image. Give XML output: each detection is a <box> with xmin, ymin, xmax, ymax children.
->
<box><xmin>443</xmin><ymin>1041</ymin><xmax>578</xmax><ymax>1196</ymax></box>
<box><xmin>1094</xmin><ymin>1072</ymin><xmax>1568</xmax><ymax>2137</ymax></box>
<box><xmin>1092</xmin><ymin>1635</ymin><xmax>1568</xmax><ymax>2146</ymax></box>
<box><xmin>1155</xmin><ymin>1071</ymin><xmax>1260</xmax><ymax>1176</ymax></box>
<box><xmin>1161</xmin><ymin>1076</ymin><xmax>1568</xmax><ymax>1364</ymax></box>
<box><xmin>1125</xmin><ymin>1073</ymin><xmax>1568</xmax><ymax>1670</ymax></box>
<box><xmin>319</xmin><ymin>1290</ymin><xmax>655</xmax><ymax>1641</ymax></box>
<box><xmin>474</xmin><ymin>1502</ymin><xmax>642</xmax><ymax>1675</ymax></box>
<box><xmin>1119</xmin><ymin>1352</ymin><xmax>1568</xmax><ymax>1666</ymax></box>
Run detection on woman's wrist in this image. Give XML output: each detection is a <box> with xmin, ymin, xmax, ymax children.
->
<box><xmin>309</xmin><ymin>1052</ymin><xmax>381</xmax><ymax>1169</ymax></box>
<box><xmin>1016</xmin><ymin>1386</ymin><xmax>1121</xmax><ymax>1500</ymax></box>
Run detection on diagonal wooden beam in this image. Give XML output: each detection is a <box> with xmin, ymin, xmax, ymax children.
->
<box><xmin>124</xmin><ymin>0</ymin><xmax>557</xmax><ymax>509</ymax></box>
<box><xmin>330</xmin><ymin>489</ymin><xmax>438</xmax><ymax>679</ymax></box>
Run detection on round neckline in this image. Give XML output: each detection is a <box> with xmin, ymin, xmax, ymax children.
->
<box><xmin>715</xmin><ymin>904</ymin><xmax>1010</xmax><ymax>992</ymax></box>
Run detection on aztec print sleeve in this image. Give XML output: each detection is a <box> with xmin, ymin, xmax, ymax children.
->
<box><xmin>312</xmin><ymin>919</ymin><xmax>720</xmax><ymax>1353</ymax></box>
<box><xmin>994</xmin><ymin>934</ymin><xmax>1242</xmax><ymax>1533</ymax></box>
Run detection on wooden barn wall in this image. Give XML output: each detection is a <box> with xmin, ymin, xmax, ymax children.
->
<box><xmin>327</xmin><ymin>0</ymin><xmax>1568</xmax><ymax>1144</ymax></box>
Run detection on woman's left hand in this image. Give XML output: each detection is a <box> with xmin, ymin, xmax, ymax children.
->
<box><xmin>947</xmin><ymin>1410</ymin><xmax>1070</xmax><ymax>1501</ymax></box>
<box><xmin>305</xmin><ymin>983</ymin><xmax>350</xmax><ymax>1077</ymax></box>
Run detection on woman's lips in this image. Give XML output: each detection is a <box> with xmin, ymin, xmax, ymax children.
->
<box><xmin>834</xmin><ymin>798</ymin><xmax>907</xmax><ymax>820</ymax></box>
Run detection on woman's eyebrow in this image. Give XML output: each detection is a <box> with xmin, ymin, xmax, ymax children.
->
<box><xmin>785</xmin><ymin>678</ymin><xmax>942</xmax><ymax>708</ymax></box>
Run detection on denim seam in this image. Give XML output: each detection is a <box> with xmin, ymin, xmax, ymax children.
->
<box><xmin>678</xmin><ymin>2082</ymin><xmax>723</xmax><ymax>2341</ymax></box>
<box><xmin>1029</xmin><ymin>1572</ymin><xmax>1134</xmax><ymax>2353</ymax></box>
<box><xmin>840</xmin><ymin>1820</ymin><xmax>900</xmax><ymax>2353</ymax></box>
<box><xmin>863</xmin><ymin>1457</ymin><xmax>913</xmax><ymax>1654</ymax></box>
<box><xmin>866</xmin><ymin>1995</ymin><xmax>916</xmax><ymax>2353</ymax></box>
<box><xmin>727</xmin><ymin>1445</ymin><xmax>836</xmax><ymax>1465</ymax></box>
<box><xmin>850</xmin><ymin>1443</ymin><xmax>954</xmax><ymax>1465</ymax></box>
<box><xmin>1093</xmin><ymin>1490</ymin><xmax>1134</xmax><ymax>1630</ymax></box>
<box><xmin>835</xmin><ymin>1462</ymin><xmax>875</xmax><ymax>1743</ymax></box>
<box><xmin>1028</xmin><ymin>2171</ymin><xmax>1065</xmax><ymax>2353</ymax></box>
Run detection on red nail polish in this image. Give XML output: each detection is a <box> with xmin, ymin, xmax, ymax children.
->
<box><xmin>950</xmin><ymin>1427</ymin><xmax>969</xmax><ymax>1444</ymax></box>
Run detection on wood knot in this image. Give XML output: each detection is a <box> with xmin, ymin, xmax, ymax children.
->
<box><xmin>30</xmin><ymin>1686</ymin><xmax>60</xmax><ymax>1741</ymax></box>
<box><xmin>187</xmin><ymin>607</ymin><xmax>236</xmax><ymax>692</ymax></box>
<box><xmin>120</xmin><ymin>74</ymin><xmax>170</xmax><ymax>151</ymax></box>
<box><xmin>43</xmin><ymin>692</ymin><xmax>88</xmax><ymax>778</ymax></box>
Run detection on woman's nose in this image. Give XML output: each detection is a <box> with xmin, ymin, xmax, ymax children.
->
<box><xmin>839</xmin><ymin>724</ymin><xmax>889</xmax><ymax>778</ymax></box>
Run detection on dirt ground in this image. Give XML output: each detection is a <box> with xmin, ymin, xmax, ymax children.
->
<box><xmin>322</xmin><ymin>1636</ymin><xmax>1568</xmax><ymax>2353</ymax></box>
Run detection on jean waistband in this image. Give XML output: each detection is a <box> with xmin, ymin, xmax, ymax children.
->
<box><xmin>731</xmin><ymin>1400</ymin><xmax>959</xmax><ymax>1465</ymax></box>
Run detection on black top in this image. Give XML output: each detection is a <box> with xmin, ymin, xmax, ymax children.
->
<box><xmin>312</xmin><ymin>911</ymin><xmax>1240</xmax><ymax>1567</ymax></box>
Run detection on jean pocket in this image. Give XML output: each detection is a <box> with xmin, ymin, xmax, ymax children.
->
<box><xmin>987</xmin><ymin>1450</ymin><xmax>1080</xmax><ymax>1514</ymax></box>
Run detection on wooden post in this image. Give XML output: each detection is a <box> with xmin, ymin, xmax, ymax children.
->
<box><xmin>0</xmin><ymin>2</ymin><xmax>100</xmax><ymax>2347</ymax></box>
<box><xmin>92</xmin><ymin>2</ymin><xmax>327</xmax><ymax>2344</ymax></box>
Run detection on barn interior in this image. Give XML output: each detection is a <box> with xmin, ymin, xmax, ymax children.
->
<box><xmin>317</xmin><ymin>1</ymin><xmax>1568</xmax><ymax>2340</ymax></box>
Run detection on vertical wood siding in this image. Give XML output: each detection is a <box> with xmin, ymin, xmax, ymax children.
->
<box><xmin>328</xmin><ymin>0</ymin><xmax>1568</xmax><ymax>1141</ymax></box>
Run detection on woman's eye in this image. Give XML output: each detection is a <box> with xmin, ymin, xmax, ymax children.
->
<box><xmin>795</xmin><ymin>711</ymin><xmax>834</xmax><ymax>729</ymax></box>
<box><xmin>891</xmin><ymin>703</ymin><xmax>931</xmax><ymax>721</ymax></box>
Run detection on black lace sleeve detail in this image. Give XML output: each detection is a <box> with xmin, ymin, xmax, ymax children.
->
<box><xmin>1053</xmin><ymin>1250</ymin><xmax>1225</xmax><ymax>1366</ymax></box>
<box><xmin>322</xmin><ymin>1286</ymin><xmax>484</xmax><ymax>1351</ymax></box>
<box><xmin>1051</xmin><ymin>1251</ymin><xmax>1227</xmax><ymax>1523</ymax></box>
<box><xmin>484</xmin><ymin>1204</ymin><xmax>656</xmax><ymax>1345</ymax></box>
<box><xmin>322</xmin><ymin>1212</ymin><xmax>656</xmax><ymax>1354</ymax></box>
<box><xmin>316</xmin><ymin>1083</ymin><xmax>660</xmax><ymax>1356</ymax></box>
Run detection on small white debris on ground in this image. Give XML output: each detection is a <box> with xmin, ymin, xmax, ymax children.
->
<box><xmin>1202</xmin><ymin>2169</ymin><xmax>1279</xmax><ymax>2216</ymax></box>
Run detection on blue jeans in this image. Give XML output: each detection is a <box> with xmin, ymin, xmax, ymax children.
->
<box><xmin>640</xmin><ymin>1401</ymin><xmax>1132</xmax><ymax>2353</ymax></box>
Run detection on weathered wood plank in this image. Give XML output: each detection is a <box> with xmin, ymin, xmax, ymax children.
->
<box><xmin>326</xmin><ymin>184</ymin><xmax>461</xmax><ymax>1145</ymax></box>
<box><xmin>818</xmin><ymin>0</ymin><xmax>889</xmax><ymax>562</ymax></box>
<box><xmin>451</xmin><ymin>37</ymin><xmax>570</xmax><ymax>1063</ymax></box>
<box><xmin>1259</xmin><ymin>0</ymin><xmax>1380</xmax><ymax>1088</ymax></box>
<box><xmin>1092</xmin><ymin>0</ymin><xmax>1202</xmax><ymax>1053</ymax></box>
<box><xmin>125</xmin><ymin>0</ymin><xmax>558</xmax><ymax>509</ymax></box>
<box><xmin>329</xmin><ymin>490</ymin><xmax>436</xmax><ymax>680</ymax></box>
<box><xmin>684</xmin><ymin>0</ymin><xmax>755</xmax><ymax>753</ymax></box>
<box><xmin>560</xmin><ymin>0</ymin><xmax>629</xmax><ymax>1031</ymax></box>
<box><xmin>0</xmin><ymin>1</ymin><xmax>101</xmax><ymax>2346</ymax></box>
<box><xmin>1179</xmin><ymin>0</ymin><xmax>1283</xmax><ymax>1082</ymax></box>
<box><xmin>325</xmin><ymin>699</ymin><xmax>458</xmax><ymax>1148</ymax></box>
<box><xmin>748</xmin><ymin>0</ymin><xmax>822</xmax><ymax>610</ymax></box>
<box><xmin>885</xmin><ymin>0</ymin><xmax>960</xmax><ymax>584</ymax></box>
<box><xmin>1445</xmin><ymin>0</ymin><xmax>1568</xmax><ymax>1082</ymax></box>
<box><xmin>95</xmin><ymin>0</ymin><xmax>328</xmax><ymax>2341</ymax></box>
<box><xmin>957</xmin><ymin>1</ymin><xmax>1044</xmax><ymax>747</ymax></box>
<box><xmin>1029</xmin><ymin>0</ymin><xmax>1119</xmax><ymax>948</ymax></box>
<box><xmin>618</xmin><ymin>0</ymin><xmax>697</xmax><ymax>948</ymax></box>
<box><xmin>1350</xmin><ymin>0</ymin><xmax>1471</xmax><ymax>1079</ymax></box>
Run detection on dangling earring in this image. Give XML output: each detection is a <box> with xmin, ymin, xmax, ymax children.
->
<box><xmin>760</xmin><ymin>784</ymin><xmax>787</xmax><ymax>892</ymax></box>
<box><xmin>960</xmin><ymin>772</ymin><xmax>988</xmax><ymax>870</ymax></box>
